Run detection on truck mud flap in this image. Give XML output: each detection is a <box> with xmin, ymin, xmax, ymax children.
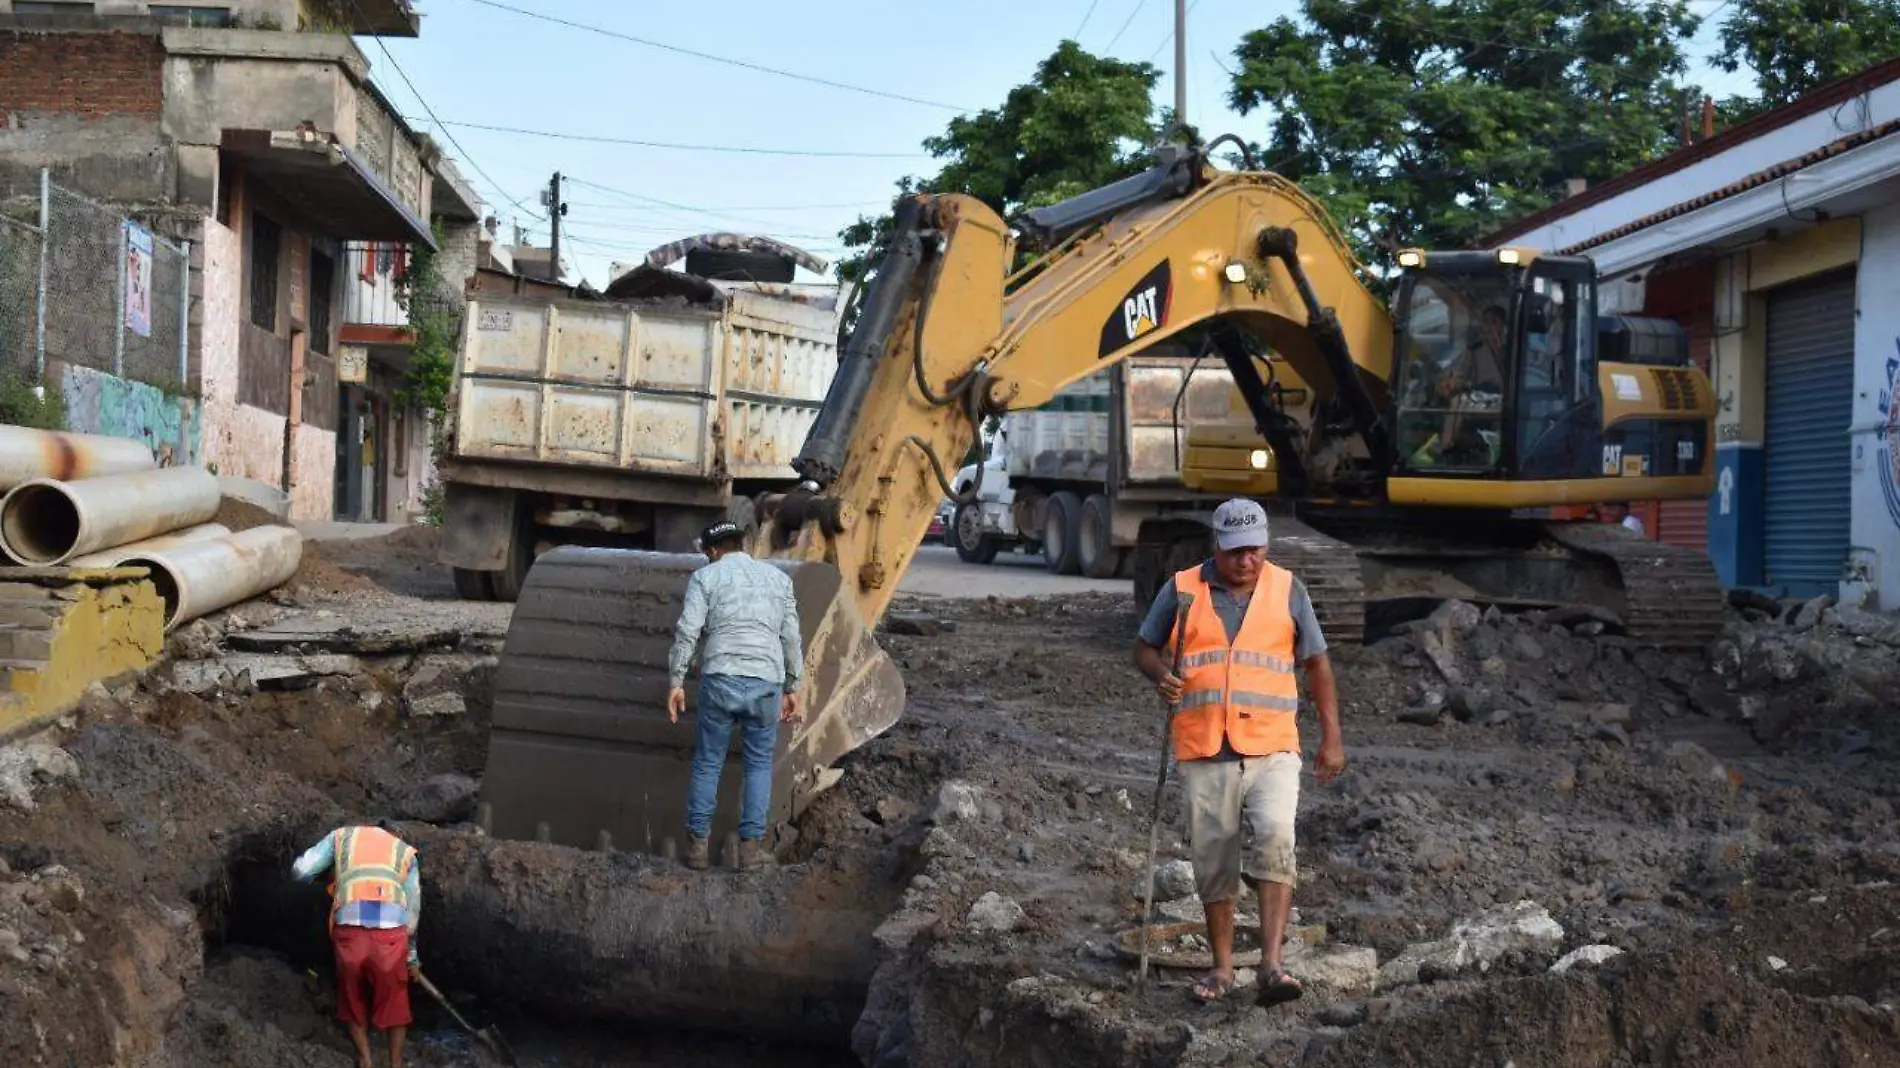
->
<box><xmin>478</xmin><ymin>546</ymin><xmax>905</xmax><ymax>855</ymax></box>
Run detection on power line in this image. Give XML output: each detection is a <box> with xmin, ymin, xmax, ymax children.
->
<box><xmin>565</xmin><ymin>176</ymin><xmax>847</xmax><ymax>240</ymax></box>
<box><xmin>1104</xmin><ymin>0</ymin><xmax>1151</xmax><ymax>53</ymax></box>
<box><xmin>1148</xmin><ymin>0</ymin><xmax>1200</xmax><ymax>61</ymax></box>
<box><xmin>458</xmin><ymin>0</ymin><xmax>972</xmax><ymax>112</ymax></box>
<box><xmin>564</xmin><ymin>198</ymin><xmax>887</xmax><ymax>213</ymax></box>
<box><xmin>1074</xmin><ymin>0</ymin><xmax>1101</xmax><ymax>39</ymax></box>
<box><xmin>401</xmin><ymin>116</ymin><xmax>930</xmax><ymax>159</ymax></box>
<box><xmin>339</xmin><ymin>0</ymin><xmax>544</xmax><ymax>223</ymax></box>
<box><xmin>565</xmin><ymin>218</ymin><xmax>839</xmax><ymax>243</ymax></box>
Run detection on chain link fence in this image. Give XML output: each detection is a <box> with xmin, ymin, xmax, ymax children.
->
<box><xmin>0</xmin><ymin>171</ymin><xmax>191</xmax><ymax>392</ymax></box>
<box><xmin>0</xmin><ymin>208</ymin><xmax>41</xmax><ymax>382</ymax></box>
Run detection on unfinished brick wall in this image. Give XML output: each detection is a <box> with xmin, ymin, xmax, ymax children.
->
<box><xmin>0</xmin><ymin>31</ymin><xmax>164</xmax><ymax>120</ymax></box>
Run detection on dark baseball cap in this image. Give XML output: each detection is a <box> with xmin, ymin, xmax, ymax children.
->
<box><xmin>696</xmin><ymin>520</ymin><xmax>745</xmax><ymax>552</ymax></box>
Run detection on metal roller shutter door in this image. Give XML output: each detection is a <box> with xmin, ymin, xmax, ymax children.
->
<box><xmin>1763</xmin><ymin>268</ymin><xmax>1856</xmax><ymax>597</ymax></box>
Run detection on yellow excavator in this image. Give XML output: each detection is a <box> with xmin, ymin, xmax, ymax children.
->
<box><xmin>478</xmin><ymin>142</ymin><xmax>1721</xmax><ymax>853</ymax></box>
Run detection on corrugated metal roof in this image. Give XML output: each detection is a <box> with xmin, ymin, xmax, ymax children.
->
<box><xmin>1551</xmin><ymin>120</ymin><xmax>1900</xmax><ymax>257</ymax></box>
<box><xmin>1487</xmin><ymin>55</ymin><xmax>1900</xmax><ymax>245</ymax></box>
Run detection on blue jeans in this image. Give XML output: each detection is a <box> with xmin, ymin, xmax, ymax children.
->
<box><xmin>685</xmin><ymin>674</ymin><xmax>781</xmax><ymax>841</ymax></box>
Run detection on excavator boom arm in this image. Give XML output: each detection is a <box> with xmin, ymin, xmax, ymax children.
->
<box><xmin>783</xmin><ymin>166</ymin><xmax>1397</xmax><ymax>633</ymax></box>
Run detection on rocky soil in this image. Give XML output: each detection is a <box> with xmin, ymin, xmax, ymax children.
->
<box><xmin>0</xmin><ymin>521</ymin><xmax>1898</xmax><ymax>1068</ymax></box>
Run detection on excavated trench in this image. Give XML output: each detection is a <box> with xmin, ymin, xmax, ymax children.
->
<box><xmin>193</xmin><ymin>793</ymin><xmax>918</xmax><ymax>1065</ymax></box>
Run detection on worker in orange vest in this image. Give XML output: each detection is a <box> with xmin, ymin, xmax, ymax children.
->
<box><xmin>291</xmin><ymin>821</ymin><xmax>422</xmax><ymax>1068</ymax></box>
<box><xmin>1134</xmin><ymin>498</ymin><xmax>1346</xmax><ymax>1007</ymax></box>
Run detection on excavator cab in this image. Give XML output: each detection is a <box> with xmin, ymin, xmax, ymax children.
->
<box><xmin>1386</xmin><ymin>249</ymin><xmax>1712</xmax><ymax>506</ymax></box>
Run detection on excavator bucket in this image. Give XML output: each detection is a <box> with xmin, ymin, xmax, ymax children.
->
<box><xmin>477</xmin><ymin>546</ymin><xmax>905</xmax><ymax>856</ymax></box>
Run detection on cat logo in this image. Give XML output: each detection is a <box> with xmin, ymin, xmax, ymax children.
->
<box><xmin>1123</xmin><ymin>287</ymin><xmax>1162</xmax><ymax>339</ymax></box>
<box><xmin>1098</xmin><ymin>261</ymin><xmax>1173</xmax><ymax>358</ymax></box>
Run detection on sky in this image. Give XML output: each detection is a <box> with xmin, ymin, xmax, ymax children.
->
<box><xmin>364</xmin><ymin>0</ymin><xmax>1757</xmax><ymax>290</ymax></box>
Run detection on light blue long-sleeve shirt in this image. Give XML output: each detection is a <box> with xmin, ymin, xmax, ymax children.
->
<box><xmin>667</xmin><ymin>552</ymin><xmax>803</xmax><ymax>690</ymax></box>
<box><xmin>292</xmin><ymin>828</ymin><xmax>422</xmax><ymax>963</ymax></box>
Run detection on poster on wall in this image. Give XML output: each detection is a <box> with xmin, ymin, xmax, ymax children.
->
<box><xmin>338</xmin><ymin>345</ymin><xmax>369</xmax><ymax>384</ymax></box>
<box><xmin>123</xmin><ymin>221</ymin><xmax>153</xmax><ymax>339</ymax></box>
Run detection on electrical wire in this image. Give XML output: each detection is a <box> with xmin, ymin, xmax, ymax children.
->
<box><xmin>1074</xmin><ymin>0</ymin><xmax>1101</xmax><ymax>40</ymax></box>
<box><xmin>565</xmin><ymin>176</ymin><xmax>853</xmax><ymax>242</ymax></box>
<box><xmin>403</xmin><ymin>117</ymin><xmax>932</xmax><ymax>159</ymax></box>
<box><xmin>457</xmin><ymin>0</ymin><xmax>972</xmax><ymax>112</ymax></box>
<box><xmin>1146</xmin><ymin>0</ymin><xmax>1200</xmax><ymax>62</ymax></box>
<box><xmin>1103</xmin><ymin>0</ymin><xmax>1151</xmax><ymax>53</ymax></box>
<box><xmin>338</xmin><ymin>0</ymin><xmax>544</xmax><ymax>222</ymax></box>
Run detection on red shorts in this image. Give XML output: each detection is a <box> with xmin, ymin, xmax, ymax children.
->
<box><xmin>332</xmin><ymin>926</ymin><xmax>412</xmax><ymax>1030</ymax></box>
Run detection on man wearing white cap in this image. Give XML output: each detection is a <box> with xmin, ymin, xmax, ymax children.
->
<box><xmin>1133</xmin><ymin>498</ymin><xmax>1345</xmax><ymax>1007</ymax></box>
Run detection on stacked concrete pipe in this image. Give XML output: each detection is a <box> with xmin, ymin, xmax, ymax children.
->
<box><xmin>0</xmin><ymin>466</ymin><xmax>221</xmax><ymax>566</ymax></box>
<box><xmin>0</xmin><ymin>426</ymin><xmax>305</xmax><ymax>630</ymax></box>
<box><xmin>117</xmin><ymin>525</ymin><xmax>302</xmax><ymax>631</ymax></box>
<box><xmin>0</xmin><ymin>425</ymin><xmax>157</xmax><ymax>491</ymax></box>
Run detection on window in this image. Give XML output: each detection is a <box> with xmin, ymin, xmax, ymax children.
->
<box><xmin>147</xmin><ymin>5</ymin><xmax>235</xmax><ymax>27</ymax></box>
<box><xmin>309</xmin><ymin>249</ymin><xmax>335</xmax><ymax>355</ymax></box>
<box><xmin>12</xmin><ymin>2</ymin><xmax>97</xmax><ymax>13</ymax></box>
<box><xmin>250</xmin><ymin>212</ymin><xmax>281</xmax><ymax>331</ymax></box>
<box><xmin>1393</xmin><ymin>273</ymin><xmax>1510</xmax><ymax>472</ymax></box>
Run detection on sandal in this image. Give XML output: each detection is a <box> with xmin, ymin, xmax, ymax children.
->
<box><xmin>1257</xmin><ymin>967</ymin><xmax>1303</xmax><ymax>1007</ymax></box>
<box><xmin>1191</xmin><ymin>970</ymin><xmax>1237</xmax><ymax>1003</ymax></box>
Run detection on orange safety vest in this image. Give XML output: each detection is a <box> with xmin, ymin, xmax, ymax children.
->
<box><xmin>325</xmin><ymin>825</ymin><xmax>417</xmax><ymax>928</ymax></box>
<box><xmin>1169</xmin><ymin>563</ymin><xmax>1301</xmax><ymax>760</ymax></box>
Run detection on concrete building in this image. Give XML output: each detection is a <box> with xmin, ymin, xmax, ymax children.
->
<box><xmin>1490</xmin><ymin>59</ymin><xmax>1900</xmax><ymax>609</ymax></box>
<box><xmin>0</xmin><ymin>0</ymin><xmax>474</xmax><ymax>521</ymax></box>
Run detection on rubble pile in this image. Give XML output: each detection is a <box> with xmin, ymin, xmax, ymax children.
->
<box><xmin>0</xmin><ymin>527</ymin><xmax>1897</xmax><ymax>1068</ymax></box>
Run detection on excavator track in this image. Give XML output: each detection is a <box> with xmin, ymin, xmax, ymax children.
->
<box><xmin>1136</xmin><ymin>513</ymin><xmax>1723</xmax><ymax>653</ymax></box>
<box><xmin>1266</xmin><ymin>516</ymin><xmax>1368</xmax><ymax>647</ymax></box>
<box><xmin>1541</xmin><ymin>520</ymin><xmax>1728</xmax><ymax>650</ymax></box>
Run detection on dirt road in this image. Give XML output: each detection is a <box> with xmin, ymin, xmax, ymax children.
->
<box><xmin>4</xmin><ymin>522</ymin><xmax>1900</xmax><ymax>1068</ymax></box>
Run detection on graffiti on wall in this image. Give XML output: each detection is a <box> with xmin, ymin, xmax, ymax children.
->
<box><xmin>59</xmin><ymin>364</ymin><xmax>203</xmax><ymax>468</ymax></box>
<box><xmin>1881</xmin><ymin>338</ymin><xmax>1900</xmax><ymax>530</ymax></box>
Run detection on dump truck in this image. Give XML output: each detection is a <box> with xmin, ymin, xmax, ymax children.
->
<box><xmin>946</xmin><ymin>352</ymin><xmax>1291</xmax><ymax>578</ymax></box>
<box><xmin>435</xmin><ymin>242</ymin><xmax>844</xmax><ymax>601</ymax></box>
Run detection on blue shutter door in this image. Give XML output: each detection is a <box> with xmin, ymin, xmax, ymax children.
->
<box><xmin>1763</xmin><ymin>267</ymin><xmax>1856</xmax><ymax>597</ymax></box>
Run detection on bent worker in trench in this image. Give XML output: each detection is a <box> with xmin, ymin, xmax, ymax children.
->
<box><xmin>667</xmin><ymin>518</ymin><xmax>805</xmax><ymax>872</ymax></box>
<box><xmin>1133</xmin><ymin>498</ymin><xmax>1346</xmax><ymax>1007</ymax></box>
<box><xmin>290</xmin><ymin>820</ymin><xmax>422</xmax><ymax>1068</ymax></box>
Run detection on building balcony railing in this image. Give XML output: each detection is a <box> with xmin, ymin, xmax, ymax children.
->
<box><xmin>343</xmin><ymin>240</ymin><xmax>409</xmax><ymax>329</ymax></box>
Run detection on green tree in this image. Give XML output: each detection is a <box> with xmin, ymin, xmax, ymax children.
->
<box><xmin>836</xmin><ymin>41</ymin><xmax>1167</xmax><ymax>282</ymax></box>
<box><xmin>1226</xmin><ymin>0</ymin><xmax>1701</xmax><ymax>269</ymax></box>
<box><xmin>1714</xmin><ymin>0</ymin><xmax>1900</xmax><ymax>114</ymax></box>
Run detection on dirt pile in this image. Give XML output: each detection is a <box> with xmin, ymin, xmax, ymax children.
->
<box><xmin>0</xmin><ymin>647</ymin><xmax>493</xmax><ymax>1068</ymax></box>
<box><xmin>851</xmin><ymin>590</ymin><xmax>1900</xmax><ymax>1068</ymax></box>
<box><xmin>212</xmin><ymin>498</ymin><xmax>376</xmax><ymax>601</ymax></box>
<box><xmin>5</xmin><ymin>556</ymin><xmax>1900</xmax><ymax>1068</ymax></box>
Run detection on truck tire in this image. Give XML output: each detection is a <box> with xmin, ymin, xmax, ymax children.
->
<box><xmin>952</xmin><ymin>500</ymin><xmax>999</xmax><ymax>564</ymax></box>
<box><xmin>684</xmin><ymin>247</ymin><xmax>796</xmax><ymax>284</ymax></box>
<box><xmin>487</xmin><ymin>509</ymin><xmax>535</xmax><ymax>603</ymax></box>
<box><xmin>727</xmin><ymin>495</ymin><xmax>759</xmax><ymax>536</ymax></box>
<box><xmin>452</xmin><ymin>567</ymin><xmax>494</xmax><ymax>601</ymax></box>
<box><xmin>1078</xmin><ymin>493</ymin><xmax>1121</xmax><ymax>579</ymax></box>
<box><xmin>1042</xmin><ymin>491</ymin><xmax>1083</xmax><ymax>575</ymax></box>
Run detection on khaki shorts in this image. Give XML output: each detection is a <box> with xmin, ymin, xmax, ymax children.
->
<box><xmin>1177</xmin><ymin>752</ymin><xmax>1301</xmax><ymax>901</ymax></box>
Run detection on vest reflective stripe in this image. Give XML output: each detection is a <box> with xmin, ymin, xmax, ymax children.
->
<box><xmin>329</xmin><ymin>826</ymin><xmax>415</xmax><ymax>916</ymax></box>
<box><xmin>1170</xmin><ymin>563</ymin><xmax>1301</xmax><ymax>760</ymax></box>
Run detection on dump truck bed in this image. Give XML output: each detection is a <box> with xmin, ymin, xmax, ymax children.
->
<box><xmin>450</xmin><ymin>286</ymin><xmax>840</xmax><ymax>485</ymax></box>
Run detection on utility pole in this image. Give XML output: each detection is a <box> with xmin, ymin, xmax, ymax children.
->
<box><xmin>1172</xmin><ymin>0</ymin><xmax>1187</xmax><ymax>137</ymax></box>
<box><xmin>545</xmin><ymin>172</ymin><xmax>567</xmax><ymax>284</ymax></box>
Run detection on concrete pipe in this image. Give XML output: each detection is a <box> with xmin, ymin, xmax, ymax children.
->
<box><xmin>64</xmin><ymin>522</ymin><xmax>232</xmax><ymax>569</ymax></box>
<box><xmin>404</xmin><ymin>827</ymin><xmax>900</xmax><ymax>1043</ymax></box>
<box><xmin>117</xmin><ymin>525</ymin><xmax>301</xmax><ymax>630</ymax></box>
<box><xmin>0</xmin><ymin>466</ymin><xmax>221</xmax><ymax>565</ymax></box>
<box><xmin>0</xmin><ymin>425</ymin><xmax>155</xmax><ymax>492</ymax></box>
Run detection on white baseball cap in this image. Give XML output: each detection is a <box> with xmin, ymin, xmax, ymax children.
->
<box><xmin>1212</xmin><ymin>498</ymin><xmax>1270</xmax><ymax>551</ymax></box>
